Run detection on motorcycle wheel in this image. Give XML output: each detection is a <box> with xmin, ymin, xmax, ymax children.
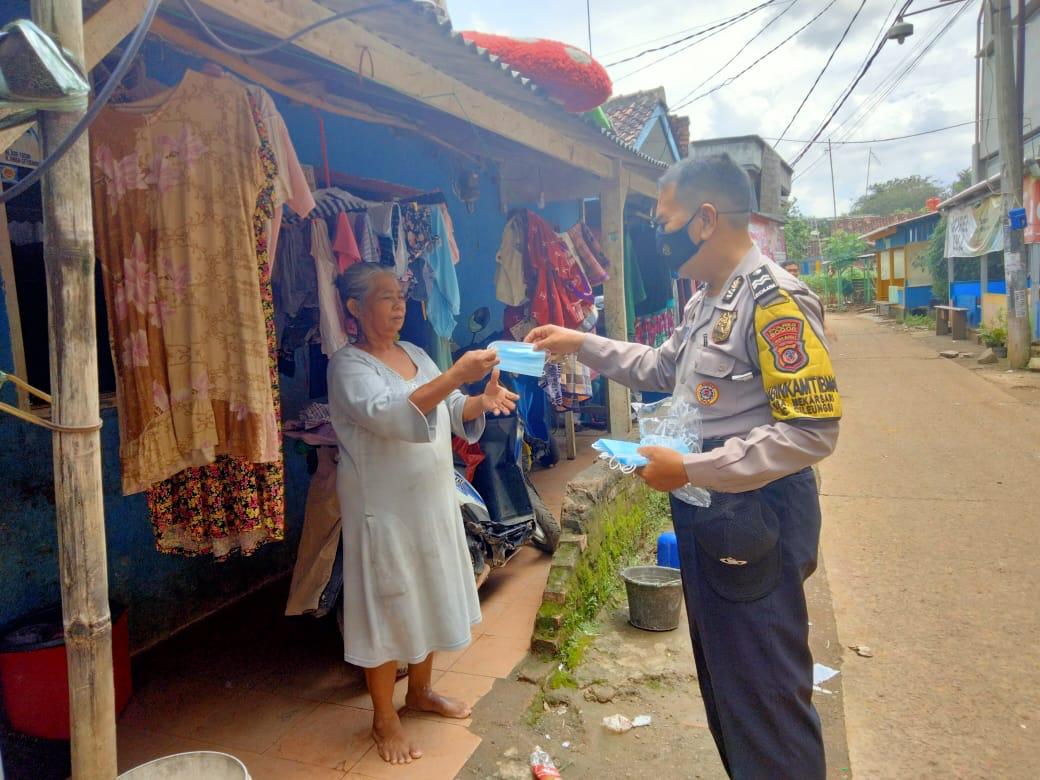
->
<box><xmin>528</xmin><ymin>483</ymin><xmax>561</xmax><ymax>553</ymax></box>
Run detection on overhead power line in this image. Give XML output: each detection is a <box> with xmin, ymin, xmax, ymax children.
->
<box><xmin>768</xmin><ymin>119</ymin><xmax>976</xmax><ymax>145</ymax></box>
<box><xmin>673</xmin><ymin>0</ymin><xmax>841</xmax><ymax>111</ymax></box>
<box><xmin>776</xmin><ymin>0</ymin><xmax>868</xmax><ymax>144</ymax></box>
<box><xmin>605</xmin><ymin>0</ymin><xmax>778</xmax><ymax>68</ymax></box>
<box><xmin>792</xmin><ymin>2</ymin><xmax>972</xmax><ymax>180</ymax></box>
<box><xmin>671</xmin><ymin>0</ymin><xmax>801</xmax><ymax>108</ymax></box>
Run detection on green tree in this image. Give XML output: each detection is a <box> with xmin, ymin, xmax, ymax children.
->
<box><xmin>783</xmin><ymin>200</ymin><xmax>814</xmax><ymax>260</ymax></box>
<box><xmin>823</xmin><ymin>230</ymin><xmax>868</xmax><ymax>269</ymax></box>
<box><xmin>850</xmin><ymin>175</ymin><xmax>942</xmax><ymax>215</ymax></box>
<box><xmin>916</xmin><ymin>215</ymin><xmax>948</xmax><ymax>297</ymax></box>
<box><xmin>946</xmin><ymin>167</ymin><xmax>973</xmax><ymax>197</ymax></box>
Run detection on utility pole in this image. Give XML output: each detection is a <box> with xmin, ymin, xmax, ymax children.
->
<box><xmin>828</xmin><ymin>139</ymin><xmax>838</xmax><ymax>219</ymax></box>
<box><xmin>992</xmin><ymin>0</ymin><xmax>1031</xmax><ymax>367</ymax></box>
<box><xmin>30</xmin><ymin>0</ymin><xmax>117</xmax><ymax>776</ymax></box>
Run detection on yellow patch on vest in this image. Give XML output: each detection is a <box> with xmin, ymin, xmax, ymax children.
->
<box><xmin>754</xmin><ymin>291</ymin><xmax>842</xmax><ymax>421</ymax></box>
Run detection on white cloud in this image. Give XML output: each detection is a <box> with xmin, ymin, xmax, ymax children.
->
<box><xmin>445</xmin><ymin>0</ymin><xmax>979</xmax><ymax>217</ymax></box>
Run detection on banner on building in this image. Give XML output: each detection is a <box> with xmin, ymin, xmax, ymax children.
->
<box><xmin>945</xmin><ymin>195</ymin><xmax>1004</xmax><ymax>258</ymax></box>
<box><xmin>750</xmin><ymin>213</ymin><xmax>787</xmax><ymax>262</ymax></box>
<box><xmin>1024</xmin><ymin>176</ymin><xmax>1040</xmax><ymax>244</ymax></box>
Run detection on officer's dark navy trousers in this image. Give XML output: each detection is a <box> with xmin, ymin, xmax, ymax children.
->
<box><xmin>670</xmin><ymin>467</ymin><xmax>826</xmax><ymax>780</ymax></box>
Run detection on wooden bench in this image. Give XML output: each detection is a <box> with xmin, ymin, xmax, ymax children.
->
<box><xmin>934</xmin><ymin>305</ymin><xmax>969</xmax><ymax>340</ymax></box>
<box><xmin>874</xmin><ymin>300</ymin><xmax>892</xmax><ymax>318</ymax></box>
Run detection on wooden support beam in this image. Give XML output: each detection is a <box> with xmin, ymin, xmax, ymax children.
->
<box><xmin>599</xmin><ymin>160</ymin><xmax>630</xmax><ymax>438</ymax></box>
<box><xmin>31</xmin><ymin>0</ymin><xmax>117</xmax><ymax>775</ymax></box>
<box><xmin>196</xmin><ymin>0</ymin><xmax>615</xmax><ymax>178</ymax></box>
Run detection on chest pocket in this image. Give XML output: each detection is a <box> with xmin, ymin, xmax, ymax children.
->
<box><xmin>689</xmin><ymin>346</ymin><xmax>737</xmax><ymax>415</ymax></box>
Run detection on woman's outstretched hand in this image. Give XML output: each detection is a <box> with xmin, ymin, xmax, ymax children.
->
<box><xmin>479</xmin><ymin>369</ymin><xmax>519</xmax><ymax>416</ymax></box>
<box><xmin>450</xmin><ymin>349</ymin><xmax>500</xmax><ymax>384</ymax></box>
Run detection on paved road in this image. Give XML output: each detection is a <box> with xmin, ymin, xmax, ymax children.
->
<box><xmin>822</xmin><ymin>313</ymin><xmax>1040</xmax><ymax>778</ymax></box>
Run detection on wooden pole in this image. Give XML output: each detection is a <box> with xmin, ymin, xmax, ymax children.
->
<box><xmin>599</xmin><ymin>160</ymin><xmax>630</xmax><ymax>437</ymax></box>
<box><xmin>992</xmin><ymin>0</ymin><xmax>1030</xmax><ymax>366</ymax></box>
<box><xmin>30</xmin><ymin>0</ymin><xmax>117</xmax><ymax>777</ymax></box>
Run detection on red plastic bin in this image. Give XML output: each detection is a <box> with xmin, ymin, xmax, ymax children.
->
<box><xmin>0</xmin><ymin>602</ymin><xmax>133</xmax><ymax>740</ymax></box>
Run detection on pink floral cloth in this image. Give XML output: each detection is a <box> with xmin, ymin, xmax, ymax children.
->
<box><xmin>92</xmin><ymin>70</ymin><xmax>279</xmax><ymax>494</ymax></box>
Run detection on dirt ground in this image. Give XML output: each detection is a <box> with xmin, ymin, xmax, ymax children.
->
<box><xmin>820</xmin><ymin>312</ymin><xmax>1040</xmax><ymax>778</ymax></box>
<box><xmin>462</xmin><ymin>538</ymin><xmax>852</xmax><ymax>780</ymax></box>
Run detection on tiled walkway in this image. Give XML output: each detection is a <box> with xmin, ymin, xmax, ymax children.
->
<box><xmin>117</xmin><ymin>434</ymin><xmax>599</xmax><ymax>779</ymax></box>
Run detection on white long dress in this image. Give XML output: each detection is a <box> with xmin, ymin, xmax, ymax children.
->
<box><xmin>328</xmin><ymin>341</ymin><xmax>483</xmax><ymax>667</ymax></box>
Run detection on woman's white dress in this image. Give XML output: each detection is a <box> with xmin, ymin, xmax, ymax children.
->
<box><xmin>328</xmin><ymin>341</ymin><xmax>483</xmax><ymax>667</ymax></box>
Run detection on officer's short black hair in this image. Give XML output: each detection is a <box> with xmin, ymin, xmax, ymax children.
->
<box><xmin>658</xmin><ymin>153</ymin><xmax>754</xmax><ymax>228</ymax></box>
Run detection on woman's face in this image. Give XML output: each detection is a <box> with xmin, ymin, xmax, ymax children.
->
<box><xmin>351</xmin><ymin>272</ymin><xmax>406</xmax><ymax>339</ymax></box>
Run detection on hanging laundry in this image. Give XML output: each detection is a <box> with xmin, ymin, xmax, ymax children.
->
<box><xmin>352</xmin><ymin>211</ymin><xmax>381</xmax><ymax>264</ymax></box>
<box><xmin>565</xmin><ymin>223</ymin><xmax>610</xmax><ymax>285</ymax></box>
<box><xmin>312</xmin><ymin>218</ymin><xmax>351</xmax><ymax>356</ymax></box>
<box><xmin>495</xmin><ymin>212</ymin><xmax>528</xmax><ymax>306</ymax></box>
<box><xmin>623</xmin><ymin>231</ymin><xmax>648</xmax><ymax>339</ymax></box>
<box><xmin>438</xmin><ymin>203</ymin><xmax>461</xmax><ymax>264</ymax></box>
<box><xmin>283</xmin><ymin>186</ymin><xmax>370</xmax><ymax>224</ymax></box>
<box><xmin>332</xmin><ymin>211</ymin><xmax>361</xmax><ymax>272</ymax></box>
<box><xmin>144</xmin><ymin>82</ymin><xmax>289</xmax><ymax>558</ymax></box>
<box><xmin>425</xmin><ymin>206</ymin><xmax>461</xmax><ymax>340</ymax></box>
<box><xmin>92</xmin><ymin>70</ymin><xmax>279</xmax><ymax>496</ymax></box>
<box><xmin>526</xmin><ymin>211</ymin><xmax>594</xmax><ymax>329</ymax></box>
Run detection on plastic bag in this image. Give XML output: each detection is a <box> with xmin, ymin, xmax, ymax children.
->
<box><xmin>633</xmin><ymin>396</ymin><xmax>711</xmax><ymax>508</ymax></box>
<box><xmin>0</xmin><ymin>20</ymin><xmax>90</xmax><ymax>130</ymax></box>
<box><xmin>530</xmin><ymin>745</ymin><xmax>561</xmax><ymax>779</ymax></box>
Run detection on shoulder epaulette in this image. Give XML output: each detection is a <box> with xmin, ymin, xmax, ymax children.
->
<box><xmin>747</xmin><ymin>265</ymin><xmax>783</xmax><ymax>307</ymax></box>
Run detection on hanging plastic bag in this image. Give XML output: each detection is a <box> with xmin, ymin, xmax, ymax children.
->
<box><xmin>0</xmin><ymin>20</ymin><xmax>90</xmax><ymax>130</ymax></box>
<box><xmin>633</xmin><ymin>396</ymin><xmax>711</xmax><ymax>508</ymax></box>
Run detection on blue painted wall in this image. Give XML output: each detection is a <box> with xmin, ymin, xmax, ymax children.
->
<box><xmin>0</xmin><ymin>37</ymin><xmax>587</xmax><ymax>647</ymax></box>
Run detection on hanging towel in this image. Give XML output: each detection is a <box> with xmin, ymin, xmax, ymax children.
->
<box><xmin>425</xmin><ymin>206</ymin><xmax>461</xmax><ymax>340</ymax></box>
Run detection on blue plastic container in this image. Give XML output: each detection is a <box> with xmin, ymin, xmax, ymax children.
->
<box><xmin>656</xmin><ymin>531</ymin><xmax>680</xmax><ymax>570</ymax></box>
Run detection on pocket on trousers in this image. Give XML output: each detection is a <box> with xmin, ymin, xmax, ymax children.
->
<box><xmin>691</xmin><ymin>491</ymin><xmax>782</xmax><ymax>603</ymax></box>
<box><xmin>363</xmin><ymin>514</ymin><xmax>409</xmax><ymax>598</ymax></box>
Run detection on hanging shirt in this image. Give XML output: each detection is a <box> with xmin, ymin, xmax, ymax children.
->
<box><xmin>438</xmin><ymin>204</ymin><xmax>461</xmax><ymax>265</ymax></box>
<box><xmin>312</xmin><ymin>219</ymin><xmax>351</xmax><ymax>356</ymax></box>
<box><xmin>332</xmin><ymin>211</ymin><xmax>361</xmax><ymax>272</ymax></box>
<box><xmin>353</xmin><ymin>211</ymin><xmax>381</xmax><ymax>264</ymax></box>
<box><xmin>495</xmin><ymin>214</ymin><xmax>527</xmax><ymax>306</ymax></box>
<box><xmin>425</xmin><ymin>206</ymin><xmax>461</xmax><ymax>340</ymax></box>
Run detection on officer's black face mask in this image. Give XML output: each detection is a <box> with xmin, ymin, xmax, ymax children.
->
<box><xmin>655</xmin><ymin>211</ymin><xmax>703</xmax><ymax>274</ymax></box>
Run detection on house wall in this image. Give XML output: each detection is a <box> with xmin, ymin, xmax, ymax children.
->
<box><xmin>640</xmin><ymin>120</ymin><xmax>677</xmax><ymax>165</ymax></box>
<box><xmin>0</xmin><ymin>38</ymin><xmax>584</xmax><ymax>648</ymax></box>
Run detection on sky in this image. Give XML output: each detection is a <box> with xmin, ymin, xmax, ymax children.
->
<box><xmin>443</xmin><ymin>0</ymin><xmax>980</xmax><ymax>218</ymax></box>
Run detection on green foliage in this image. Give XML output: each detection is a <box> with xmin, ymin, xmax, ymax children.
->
<box><xmin>946</xmin><ymin>167</ymin><xmax>974</xmax><ymax>197</ymax></box>
<box><xmin>803</xmin><ymin>273</ymin><xmax>853</xmax><ymax>304</ymax></box>
<box><xmin>823</xmin><ymin>230</ymin><xmax>868</xmax><ymax>267</ymax></box>
<box><xmin>902</xmin><ymin>313</ymin><xmax>935</xmax><ymax>329</ymax></box>
<box><xmin>552</xmin><ymin>487</ymin><xmax>671</xmax><ymax>671</ymax></box>
<box><xmin>546</xmin><ymin>668</ymin><xmax>579</xmax><ymax>690</ymax></box>
<box><xmin>979</xmin><ymin>311</ymin><xmax>1008</xmax><ymax>348</ymax></box>
<box><xmin>915</xmin><ymin>215</ymin><xmax>948</xmax><ymax>298</ymax></box>
<box><xmin>783</xmin><ymin>200</ymin><xmax>814</xmax><ymax>261</ymax></box>
<box><xmin>850</xmin><ymin>175</ymin><xmax>942</xmax><ymax>216</ymax></box>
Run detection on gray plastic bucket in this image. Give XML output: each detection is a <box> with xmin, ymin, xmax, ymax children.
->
<box><xmin>118</xmin><ymin>752</ymin><xmax>251</xmax><ymax>779</ymax></box>
<box><xmin>621</xmin><ymin>566</ymin><xmax>683</xmax><ymax>631</ymax></box>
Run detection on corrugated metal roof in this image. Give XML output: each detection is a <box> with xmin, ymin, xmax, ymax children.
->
<box><xmin>859</xmin><ymin>210</ymin><xmax>941</xmax><ymax>242</ymax></box>
<box><xmin>322</xmin><ymin>0</ymin><xmax>667</xmax><ymax>171</ymax></box>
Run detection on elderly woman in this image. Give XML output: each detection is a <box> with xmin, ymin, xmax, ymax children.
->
<box><xmin>328</xmin><ymin>262</ymin><xmax>517</xmax><ymax>765</ymax></box>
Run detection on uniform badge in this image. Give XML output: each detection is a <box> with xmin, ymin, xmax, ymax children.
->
<box><xmin>721</xmin><ymin>276</ymin><xmax>744</xmax><ymax>304</ymax></box>
<box><xmin>760</xmin><ymin>317</ymin><xmax>809</xmax><ymax>373</ymax></box>
<box><xmin>711</xmin><ymin>311</ymin><xmax>737</xmax><ymax>343</ymax></box>
<box><xmin>695</xmin><ymin>382</ymin><xmax>720</xmax><ymax>406</ymax></box>
<box><xmin>748</xmin><ymin>266</ymin><xmax>782</xmax><ymax>306</ymax></box>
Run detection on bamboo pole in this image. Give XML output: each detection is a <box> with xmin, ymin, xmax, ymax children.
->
<box><xmin>30</xmin><ymin>0</ymin><xmax>117</xmax><ymax>776</ymax></box>
<box><xmin>599</xmin><ymin>160</ymin><xmax>630</xmax><ymax>437</ymax></box>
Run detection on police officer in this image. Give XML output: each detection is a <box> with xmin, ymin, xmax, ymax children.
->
<box><xmin>526</xmin><ymin>153</ymin><xmax>840</xmax><ymax>779</ymax></box>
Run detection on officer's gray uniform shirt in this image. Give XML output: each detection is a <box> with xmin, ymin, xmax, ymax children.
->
<box><xmin>578</xmin><ymin>244</ymin><xmax>841</xmax><ymax>493</ymax></box>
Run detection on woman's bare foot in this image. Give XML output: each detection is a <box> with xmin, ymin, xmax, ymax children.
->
<box><xmin>405</xmin><ymin>688</ymin><xmax>472</xmax><ymax>719</ymax></box>
<box><xmin>372</xmin><ymin>712</ymin><xmax>423</xmax><ymax>764</ymax></box>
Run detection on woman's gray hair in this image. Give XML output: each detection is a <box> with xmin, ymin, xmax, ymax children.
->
<box><xmin>335</xmin><ymin>262</ymin><xmax>397</xmax><ymax>313</ymax></box>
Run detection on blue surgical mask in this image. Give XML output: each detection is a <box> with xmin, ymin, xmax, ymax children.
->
<box><xmin>655</xmin><ymin>213</ymin><xmax>702</xmax><ymax>274</ymax></box>
<box><xmin>489</xmin><ymin>341</ymin><xmax>546</xmax><ymax>377</ymax></box>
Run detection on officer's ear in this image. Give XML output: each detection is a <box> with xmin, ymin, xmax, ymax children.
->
<box><xmin>697</xmin><ymin>203</ymin><xmax>720</xmax><ymax>240</ymax></box>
